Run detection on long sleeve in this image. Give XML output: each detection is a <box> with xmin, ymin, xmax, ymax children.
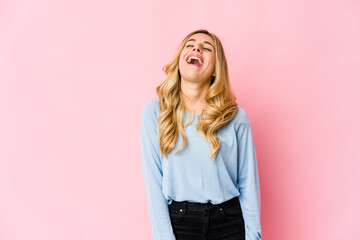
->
<box><xmin>140</xmin><ymin>100</ymin><xmax>176</xmax><ymax>240</ymax></box>
<box><xmin>236</xmin><ymin>121</ymin><xmax>262</xmax><ymax>240</ymax></box>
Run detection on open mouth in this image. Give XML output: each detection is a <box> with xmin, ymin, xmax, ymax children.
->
<box><xmin>186</xmin><ymin>56</ymin><xmax>203</xmax><ymax>67</ymax></box>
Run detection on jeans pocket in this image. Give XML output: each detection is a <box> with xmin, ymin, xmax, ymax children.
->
<box><xmin>169</xmin><ymin>207</ymin><xmax>185</xmax><ymax>223</ymax></box>
<box><xmin>219</xmin><ymin>201</ymin><xmax>243</xmax><ymax>220</ymax></box>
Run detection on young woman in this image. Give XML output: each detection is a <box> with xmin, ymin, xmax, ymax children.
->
<box><xmin>141</xmin><ymin>29</ymin><xmax>261</xmax><ymax>240</ymax></box>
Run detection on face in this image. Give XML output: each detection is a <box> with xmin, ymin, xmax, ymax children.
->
<box><xmin>178</xmin><ymin>33</ymin><xmax>215</xmax><ymax>84</ymax></box>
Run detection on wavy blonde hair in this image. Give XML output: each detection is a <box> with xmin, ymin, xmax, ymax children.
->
<box><xmin>156</xmin><ymin>29</ymin><xmax>238</xmax><ymax>163</ymax></box>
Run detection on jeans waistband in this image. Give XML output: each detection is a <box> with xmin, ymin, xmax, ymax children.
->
<box><xmin>169</xmin><ymin>196</ymin><xmax>239</xmax><ymax>212</ymax></box>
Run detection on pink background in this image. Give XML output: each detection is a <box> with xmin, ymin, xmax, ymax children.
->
<box><xmin>1</xmin><ymin>0</ymin><xmax>359</xmax><ymax>239</ymax></box>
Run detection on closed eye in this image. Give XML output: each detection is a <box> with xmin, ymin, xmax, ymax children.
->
<box><xmin>186</xmin><ymin>45</ymin><xmax>212</xmax><ymax>51</ymax></box>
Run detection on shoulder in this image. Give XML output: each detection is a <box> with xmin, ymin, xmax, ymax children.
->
<box><xmin>142</xmin><ymin>97</ymin><xmax>160</xmax><ymax>119</ymax></box>
<box><xmin>232</xmin><ymin>104</ymin><xmax>251</xmax><ymax>125</ymax></box>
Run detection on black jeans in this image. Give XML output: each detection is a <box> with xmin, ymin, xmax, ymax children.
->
<box><xmin>168</xmin><ymin>196</ymin><xmax>245</xmax><ymax>240</ymax></box>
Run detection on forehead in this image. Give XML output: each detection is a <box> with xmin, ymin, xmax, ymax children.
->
<box><xmin>186</xmin><ymin>33</ymin><xmax>214</xmax><ymax>45</ymax></box>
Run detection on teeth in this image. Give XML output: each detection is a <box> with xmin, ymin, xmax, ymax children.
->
<box><xmin>187</xmin><ymin>56</ymin><xmax>203</xmax><ymax>65</ymax></box>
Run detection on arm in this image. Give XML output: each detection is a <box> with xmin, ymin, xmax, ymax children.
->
<box><xmin>236</xmin><ymin>121</ymin><xmax>262</xmax><ymax>240</ymax></box>
<box><xmin>140</xmin><ymin>100</ymin><xmax>176</xmax><ymax>240</ymax></box>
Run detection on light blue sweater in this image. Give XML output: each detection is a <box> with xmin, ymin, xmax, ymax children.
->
<box><xmin>141</xmin><ymin>97</ymin><xmax>261</xmax><ymax>240</ymax></box>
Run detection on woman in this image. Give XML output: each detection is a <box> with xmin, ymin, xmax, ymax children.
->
<box><xmin>141</xmin><ymin>29</ymin><xmax>261</xmax><ymax>240</ymax></box>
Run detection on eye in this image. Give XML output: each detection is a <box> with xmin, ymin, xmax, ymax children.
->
<box><xmin>185</xmin><ymin>45</ymin><xmax>212</xmax><ymax>51</ymax></box>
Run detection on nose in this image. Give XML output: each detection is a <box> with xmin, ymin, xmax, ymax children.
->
<box><xmin>193</xmin><ymin>46</ymin><xmax>201</xmax><ymax>52</ymax></box>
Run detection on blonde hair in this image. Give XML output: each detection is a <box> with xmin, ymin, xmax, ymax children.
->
<box><xmin>156</xmin><ymin>29</ymin><xmax>238</xmax><ymax>163</ymax></box>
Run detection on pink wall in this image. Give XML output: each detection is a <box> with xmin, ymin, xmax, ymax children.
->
<box><xmin>0</xmin><ymin>0</ymin><xmax>359</xmax><ymax>239</ymax></box>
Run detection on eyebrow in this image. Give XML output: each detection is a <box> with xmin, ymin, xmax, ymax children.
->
<box><xmin>186</xmin><ymin>38</ymin><xmax>214</xmax><ymax>50</ymax></box>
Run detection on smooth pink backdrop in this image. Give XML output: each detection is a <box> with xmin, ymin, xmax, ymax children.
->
<box><xmin>0</xmin><ymin>0</ymin><xmax>359</xmax><ymax>239</ymax></box>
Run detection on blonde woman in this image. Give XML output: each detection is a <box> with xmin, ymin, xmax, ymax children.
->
<box><xmin>141</xmin><ymin>29</ymin><xmax>261</xmax><ymax>240</ymax></box>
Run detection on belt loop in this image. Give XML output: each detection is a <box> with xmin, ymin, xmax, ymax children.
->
<box><xmin>184</xmin><ymin>201</ymin><xmax>187</xmax><ymax>214</ymax></box>
<box><xmin>200</xmin><ymin>202</ymin><xmax>206</xmax><ymax>212</ymax></box>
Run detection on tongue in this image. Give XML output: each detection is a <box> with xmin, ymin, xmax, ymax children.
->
<box><xmin>190</xmin><ymin>59</ymin><xmax>200</xmax><ymax>65</ymax></box>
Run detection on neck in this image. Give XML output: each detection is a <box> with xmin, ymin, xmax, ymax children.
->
<box><xmin>180</xmin><ymin>79</ymin><xmax>210</xmax><ymax>113</ymax></box>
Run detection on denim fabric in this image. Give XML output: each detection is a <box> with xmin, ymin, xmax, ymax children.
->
<box><xmin>168</xmin><ymin>197</ymin><xmax>245</xmax><ymax>240</ymax></box>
